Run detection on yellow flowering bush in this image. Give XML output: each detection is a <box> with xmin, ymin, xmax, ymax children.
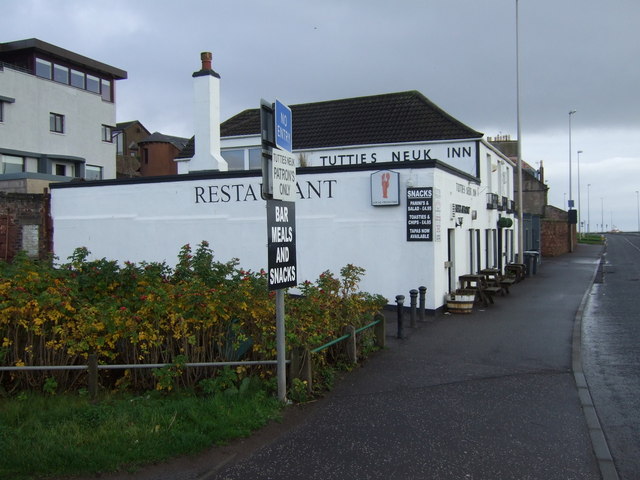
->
<box><xmin>0</xmin><ymin>243</ymin><xmax>386</xmax><ymax>393</ymax></box>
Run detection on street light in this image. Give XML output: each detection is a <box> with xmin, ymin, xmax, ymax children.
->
<box><xmin>636</xmin><ymin>190</ymin><xmax>639</xmax><ymax>232</ymax></box>
<box><xmin>568</xmin><ymin>110</ymin><xmax>576</xmax><ymax>252</ymax></box>
<box><xmin>601</xmin><ymin>197</ymin><xmax>604</xmax><ymax>233</ymax></box>
<box><xmin>515</xmin><ymin>0</ymin><xmax>524</xmax><ymax>263</ymax></box>
<box><xmin>568</xmin><ymin>110</ymin><xmax>577</xmax><ymax>208</ymax></box>
<box><xmin>577</xmin><ymin>150</ymin><xmax>583</xmax><ymax>235</ymax></box>
<box><xmin>587</xmin><ymin>183</ymin><xmax>591</xmax><ymax>233</ymax></box>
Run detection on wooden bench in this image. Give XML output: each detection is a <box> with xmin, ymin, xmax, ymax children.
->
<box><xmin>458</xmin><ymin>275</ymin><xmax>491</xmax><ymax>307</ymax></box>
<box><xmin>500</xmin><ymin>276</ymin><xmax>517</xmax><ymax>294</ymax></box>
<box><xmin>483</xmin><ymin>285</ymin><xmax>503</xmax><ymax>303</ymax></box>
<box><xmin>480</xmin><ymin>268</ymin><xmax>507</xmax><ymax>299</ymax></box>
<box><xmin>505</xmin><ymin>263</ymin><xmax>526</xmax><ymax>282</ymax></box>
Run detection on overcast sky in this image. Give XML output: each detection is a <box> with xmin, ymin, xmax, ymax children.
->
<box><xmin>4</xmin><ymin>0</ymin><xmax>640</xmax><ymax>230</ymax></box>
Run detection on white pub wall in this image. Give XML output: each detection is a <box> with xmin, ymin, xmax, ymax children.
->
<box><xmin>52</xmin><ymin>140</ymin><xmax>515</xmax><ymax>311</ymax></box>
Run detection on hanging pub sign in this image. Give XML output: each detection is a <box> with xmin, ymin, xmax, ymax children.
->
<box><xmin>267</xmin><ymin>199</ymin><xmax>297</xmax><ymax>290</ymax></box>
<box><xmin>406</xmin><ymin>187</ymin><xmax>433</xmax><ymax>241</ymax></box>
<box><xmin>370</xmin><ymin>170</ymin><xmax>400</xmax><ymax>206</ymax></box>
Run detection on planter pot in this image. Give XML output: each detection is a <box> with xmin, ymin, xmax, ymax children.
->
<box><xmin>446</xmin><ymin>293</ymin><xmax>475</xmax><ymax>314</ymax></box>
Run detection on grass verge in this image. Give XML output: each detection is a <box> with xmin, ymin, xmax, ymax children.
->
<box><xmin>578</xmin><ymin>234</ymin><xmax>605</xmax><ymax>245</ymax></box>
<box><xmin>0</xmin><ymin>382</ymin><xmax>282</xmax><ymax>480</ymax></box>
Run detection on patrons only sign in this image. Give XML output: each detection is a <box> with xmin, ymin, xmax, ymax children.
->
<box><xmin>267</xmin><ymin>200</ymin><xmax>297</xmax><ymax>290</ymax></box>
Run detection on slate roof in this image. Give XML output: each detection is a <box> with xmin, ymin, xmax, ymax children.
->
<box><xmin>220</xmin><ymin>90</ymin><xmax>483</xmax><ymax>150</ymax></box>
<box><xmin>115</xmin><ymin>120</ymin><xmax>142</xmax><ymax>130</ymax></box>
<box><xmin>139</xmin><ymin>132</ymin><xmax>190</xmax><ymax>150</ymax></box>
<box><xmin>177</xmin><ymin>91</ymin><xmax>483</xmax><ymax>160</ymax></box>
<box><xmin>176</xmin><ymin>136</ymin><xmax>195</xmax><ymax>160</ymax></box>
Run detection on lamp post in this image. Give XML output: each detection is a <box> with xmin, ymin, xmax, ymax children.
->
<box><xmin>636</xmin><ymin>190</ymin><xmax>640</xmax><ymax>232</ymax></box>
<box><xmin>577</xmin><ymin>150</ymin><xmax>583</xmax><ymax>235</ymax></box>
<box><xmin>587</xmin><ymin>183</ymin><xmax>591</xmax><ymax>233</ymax></box>
<box><xmin>601</xmin><ymin>197</ymin><xmax>604</xmax><ymax>233</ymax></box>
<box><xmin>568</xmin><ymin>110</ymin><xmax>576</xmax><ymax>208</ymax></box>
<box><xmin>568</xmin><ymin>110</ymin><xmax>576</xmax><ymax>252</ymax></box>
<box><xmin>515</xmin><ymin>0</ymin><xmax>524</xmax><ymax>263</ymax></box>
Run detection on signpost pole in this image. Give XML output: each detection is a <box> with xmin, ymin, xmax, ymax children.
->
<box><xmin>276</xmin><ymin>289</ymin><xmax>286</xmax><ymax>402</ymax></box>
<box><xmin>263</xmin><ymin>98</ymin><xmax>295</xmax><ymax>404</ymax></box>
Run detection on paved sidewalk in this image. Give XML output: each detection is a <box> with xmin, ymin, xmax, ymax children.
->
<box><xmin>72</xmin><ymin>244</ymin><xmax>605</xmax><ymax>480</ymax></box>
<box><xmin>209</xmin><ymin>244</ymin><xmax>604</xmax><ymax>480</ymax></box>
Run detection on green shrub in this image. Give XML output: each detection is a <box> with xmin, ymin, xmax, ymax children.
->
<box><xmin>0</xmin><ymin>244</ymin><xmax>386</xmax><ymax>394</ymax></box>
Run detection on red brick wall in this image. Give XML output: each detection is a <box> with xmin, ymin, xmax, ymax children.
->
<box><xmin>140</xmin><ymin>143</ymin><xmax>179</xmax><ymax>176</ymax></box>
<box><xmin>0</xmin><ymin>192</ymin><xmax>51</xmax><ymax>261</ymax></box>
<box><xmin>541</xmin><ymin>219</ymin><xmax>576</xmax><ymax>256</ymax></box>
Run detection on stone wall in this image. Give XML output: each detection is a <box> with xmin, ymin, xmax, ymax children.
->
<box><xmin>541</xmin><ymin>205</ymin><xmax>576</xmax><ymax>256</ymax></box>
<box><xmin>0</xmin><ymin>192</ymin><xmax>51</xmax><ymax>261</ymax></box>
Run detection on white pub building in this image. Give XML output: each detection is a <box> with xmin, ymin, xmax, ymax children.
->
<box><xmin>51</xmin><ymin>53</ymin><xmax>517</xmax><ymax>313</ymax></box>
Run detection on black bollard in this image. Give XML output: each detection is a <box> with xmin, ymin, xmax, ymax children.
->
<box><xmin>410</xmin><ymin>289</ymin><xmax>418</xmax><ymax>328</ymax></box>
<box><xmin>419</xmin><ymin>286</ymin><xmax>427</xmax><ymax>322</ymax></box>
<box><xmin>396</xmin><ymin>295</ymin><xmax>405</xmax><ymax>339</ymax></box>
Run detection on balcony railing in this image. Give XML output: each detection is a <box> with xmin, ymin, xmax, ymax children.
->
<box><xmin>486</xmin><ymin>193</ymin><xmax>499</xmax><ymax>209</ymax></box>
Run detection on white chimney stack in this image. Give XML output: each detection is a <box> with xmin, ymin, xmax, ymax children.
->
<box><xmin>189</xmin><ymin>52</ymin><xmax>227</xmax><ymax>172</ymax></box>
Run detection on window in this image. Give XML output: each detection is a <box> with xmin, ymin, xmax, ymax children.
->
<box><xmin>0</xmin><ymin>102</ymin><xmax>3</xmax><ymax>122</ymax></box>
<box><xmin>485</xmin><ymin>229</ymin><xmax>492</xmax><ymax>268</ymax></box>
<box><xmin>70</xmin><ymin>69</ymin><xmax>85</xmax><ymax>89</ymax></box>
<box><xmin>85</xmin><ymin>165</ymin><xmax>103</xmax><ymax>181</ymax></box>
<box><xmin>86</xmin><ymin>74</ymin><xmax>100</xmax><ymax>93</ymax></box>
<box><xmin>101</xmin><ymin>79</ymin><xmax>112</xmax><ymax>102</ymax></box>
<box><xmin>35</xmin><ymin>58</ymin><xmax>52</xmax><ymax>79</ymax></box>
<box><xmin>50</xmin><ymin>113</ymin><xmax>64</xmax><ymax>133</ymax></box>
<box><xmin>102</xmin><ymin>125</ymin><xmax>113</xmax><ymax>142</ymax></box>
<box><xmin>469</xmin><ymin>230</ymin><xmax>476</xmax><ymax>273</ymax></box>
<box><xmin>221</xmin><ymin>149</ymin><xmax>245</xmax><ymax>170</ymax></box>
<box><xmin>115</xmin><ymin>131</ymin><xmax>124</xmax><ymax>154</ymax></box>
<box><xmin>248</xmin><ymin>148</ymin><xmax>262</xmax><ymax>169</ymax></box>
<box><xmin>1</xmin><ymin>155</ymin><xmax>24</xmax><ymax>174</ymax></box>
<box><xmin>25</xmin><ymin>157</ymin><xmax>38</xmax><ymax>173</ymax></box>
<box><xmin>53</xmin><ymin>64</ymin><xmax>69</xmax><ymax>84</ymax></box>
<box><xmin>54</xmin><ymin>163</ymin><xmax>75</xmax><ymax>177</ymax></box>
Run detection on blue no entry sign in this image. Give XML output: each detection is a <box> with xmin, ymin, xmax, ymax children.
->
<box><xmin>275</xmin><ymin>99</ymin><xmax>292</xmax><ymax>152</ymax></box>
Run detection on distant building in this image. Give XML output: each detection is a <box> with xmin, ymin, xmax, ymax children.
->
<box><xmin>488</xmin><ymin>135</ymin><xmax>573</xmax><ymax>256</ymax></box>
<box><xmin>138</xmin><ymin>132</ymin><xmax>189</xmax><ymax>177</ymax></box>
<box><xmin>113</xmin><ymin>120</ymin><xmax>150</xmax><ymax>178</ymax></box>
<box><xmin>0</xmin><ymin>38</ymin><xmax>127</xmax><ymax>193</ymax></box>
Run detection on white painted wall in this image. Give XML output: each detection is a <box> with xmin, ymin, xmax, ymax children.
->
<box><xmin>0</xmin><ymin>67</ymin><xmax>117</xmax><ymax>178</ymax></box>
<box><xmin>52</xmin><ymin>141</ymin><xmax>516</xmax><ymax>310</ymax></box>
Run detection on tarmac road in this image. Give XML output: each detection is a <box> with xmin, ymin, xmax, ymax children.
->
<box><xmin>210</xmin><ymin>244</ymin><xmax>604</xmax><ymax>480</ymax></box>
<box><xmin>582</xmin><ymin>233</ymin><xmax>640</xmax><ymax>480</ymax></box>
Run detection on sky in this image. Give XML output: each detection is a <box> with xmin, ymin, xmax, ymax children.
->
<box><xmin>4</xmin><ymin>0</ymin><xmax>640</xmax><ymax>231</ymax></box>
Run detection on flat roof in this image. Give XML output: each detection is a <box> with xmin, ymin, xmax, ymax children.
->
<box><xmin>0</xmin><ymin>38</ymin><xmax>127</xmax><ymax>79</ymax></box>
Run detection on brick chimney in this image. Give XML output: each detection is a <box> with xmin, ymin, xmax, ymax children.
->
<box><xmin>188</xmin><ymin>52</ymin><xmax>227</xmax><ymax>172</ymax></box>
